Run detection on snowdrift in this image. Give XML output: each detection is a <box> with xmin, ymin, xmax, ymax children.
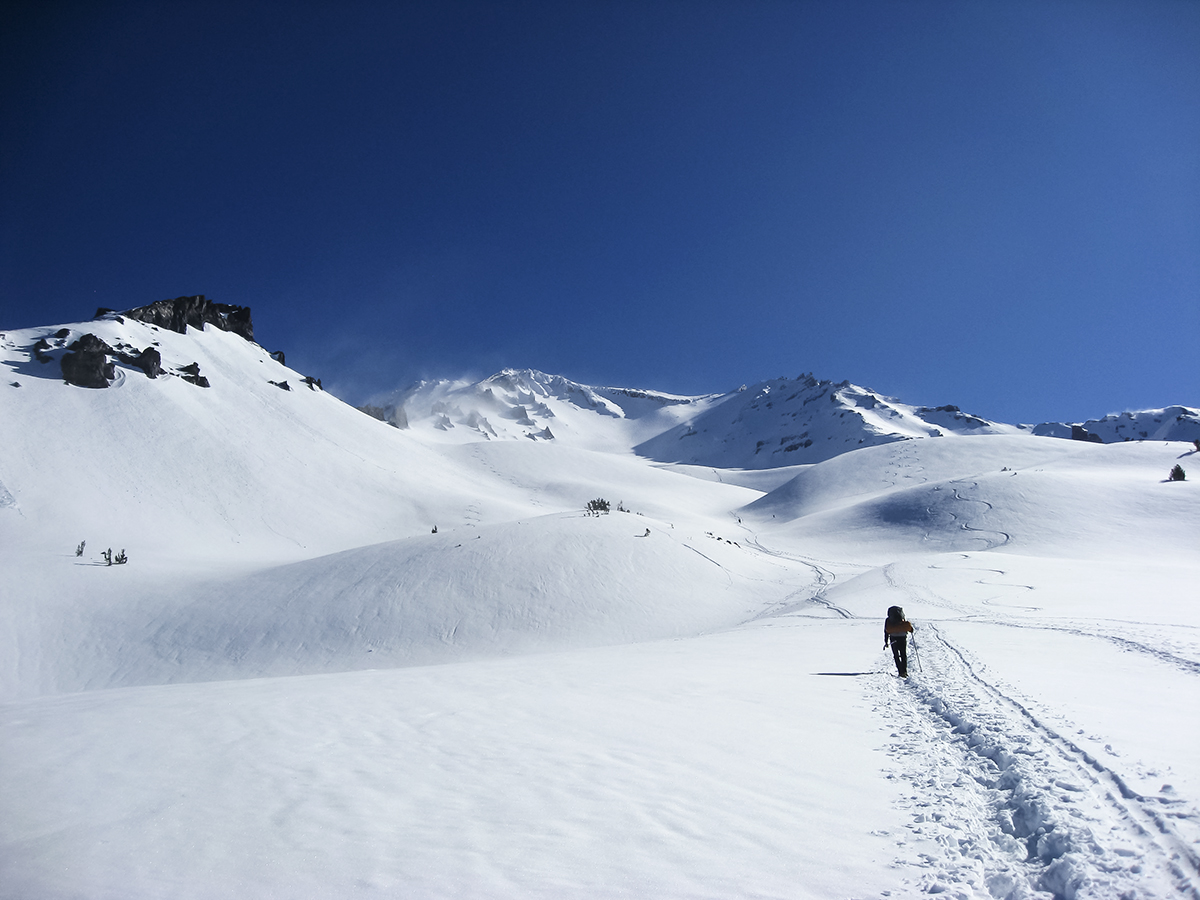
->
<box><xmin>746</xmin><ymin>435</ymin><xmax>1198</xmax><ymax>560</ymax></box>
<box><xmin>26</xmin><ymin>511</ymin><xmax>802</xmax><ymax>696</ymax></box>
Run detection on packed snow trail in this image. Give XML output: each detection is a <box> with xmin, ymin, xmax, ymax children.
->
<box><xmin>870</xmin><ymin>624</ymin><xmax>1200</xmax><ymax>899</ymax></box>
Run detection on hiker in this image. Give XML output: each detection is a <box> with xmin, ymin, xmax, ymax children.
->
<box><xmin>884</xmin><ymin>606</ymin><xmax>914</xmax><ymax>677</ymax></box>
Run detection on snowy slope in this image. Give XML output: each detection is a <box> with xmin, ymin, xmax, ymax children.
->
<box><xmin>2</xmin><ymin>308</ymin><xmax>1199</xmax><ymax>899</ymax></box>
<box><xmin>632</xmin><ymin>374</ymin><xmax>1026</xmax><ymax>468</ymax></box>
<box><xmin>744</xmin><ymin>434</ymin><xmax>1196</xmax><ymax>559</ymax></box>
<box><xmin>0</xmin><ymin>320</ymin><xmax>773</xmax><ymax>699</ymax></box>
<box><xmin>369</xmin><ymin>367</ymin><xmax>1200</xmax><ymax>466</ymax></box>
<box><xmin>0</xmin><ymin>317</ymin><xmax>507</xmax><ymax>563</ymax></box>
<box><xmin>365</xmin><ymin>367</ymin><xmax>724</xmax><ymax>453</ymax></box>
<box><xmin>368</xmin><ymin>369</ymin><xmax>1025</xmax><ymax>467</ymax></box>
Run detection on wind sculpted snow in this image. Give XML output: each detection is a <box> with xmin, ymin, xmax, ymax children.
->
<box><xmin>2</xmin><ymin>315</ymin><xmax>1199</xmax><ymax>899</ymax></box>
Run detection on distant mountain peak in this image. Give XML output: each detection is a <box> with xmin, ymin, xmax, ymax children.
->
<box><xmin>1033</xmin><ymin>406</ymin><xmax>1200</xmax><ymax>444</ymax></box>
<box><xmin>630</xmin><ymin>373</ymin><xmax>1029</xmax><ymax>468</ymax></box>
<box><xmin>359</xmin><ymin>369</ymin><xmax>1028</xmax><ymax>466</ymax></box>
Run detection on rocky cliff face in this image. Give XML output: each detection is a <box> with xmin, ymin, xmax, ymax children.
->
<box><xmin>99</xmin><ymin>295</ymin><xmax>254</xmax><ymax>342</ymax></box>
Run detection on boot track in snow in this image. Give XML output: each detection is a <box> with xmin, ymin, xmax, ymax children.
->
<box><xmin>872</xmin><ymin>625</ymin><xmax>1200</xmax><ymax>899</ymax></box>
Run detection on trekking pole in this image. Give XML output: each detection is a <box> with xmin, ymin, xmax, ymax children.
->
<box><xmin>911</xmin><ymin>629</ymin><xmax>923</xmax><ymax>673</ymax></box>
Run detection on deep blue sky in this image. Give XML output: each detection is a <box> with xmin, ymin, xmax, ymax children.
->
<box><xmin>2</xmin><ymin>1</ymin><xmax>1197</xmax><ymax>424</ymax></box>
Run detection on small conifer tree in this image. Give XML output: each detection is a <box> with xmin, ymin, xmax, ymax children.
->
<box><xmin>1168</xmin><ymin>464</ymin><xmax>1186</xmax><ymax>482</ymax></box>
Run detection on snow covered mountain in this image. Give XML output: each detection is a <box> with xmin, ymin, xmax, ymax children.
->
<box><xmin>369</xmin><ymin>368</ymin><xmax>1200</xmax><ymax>469</ymax></box>
<box><xmin>363</xmin><ymin>367</ymin><xmax>719</xmax><ymax>454</ymax></box>
<box><xmin>2</xmin><ymin>300</ymin><xmax>1199</xmax><ymax>900</ymax></box>
<box><xmin>630</xmin><ymin>374</ymin><xmax>1026</xmax><ymax>468</ymax></box>
<box><xmin>366</xmin><ymin>368</ymin><xmax>1022</xmax><ymax>467</ymax></box>
<box><xmin>1032</xmin><ymin>405</ymin><xmax>1200</xmax><ymax>444</ymax></box>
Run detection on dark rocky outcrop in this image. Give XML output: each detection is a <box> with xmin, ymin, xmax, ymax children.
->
<box><xmin>269</xmin><ymin>380</ymin><xmax>292</xmax><ymax>391</ymax></box>
<box><xmin>177</xmin><ymin>362</ymin><xmax>210</xmax><ymax>388</ymax></box>
<box><xmin>33</xmin><ymin>338</ymin><xmax>54</xmax><ymax>363</ymax></box>
<box><xmin>130</xmin><ymin>347</ymin><xmax>162</xmax><ymax>379</ymax></box>
<box><xmin>110</xmin><ymin>295</ymin><xmax>254</xmax><ymax>342</ymax></box>
<box><xmin>61</xmin><ymin>334</ymin><xmax>116</xmax><ymax>388</ymax></box>
<box><xmin>59</xmin><ymin>334</ymin><xmax>167</xmax><ymax>387</ymax></box>
<box><xmin>1071</xmin><ymin>425</ymin><xmax>1103</xmax><ymax>444</ymax></box>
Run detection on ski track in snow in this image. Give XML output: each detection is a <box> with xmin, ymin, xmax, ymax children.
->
<box><xmin>740</xmin><ymin>537</ymin><xmax>855</xmax><ymax>620</ymax></box>
<box><xmin>870</xmin><ymin>625</ymin><xmax>1200</xmax><ymax>899</ymax></box>
<box><xmin>912</xmin><ymin>556</ymin><xmax>1200</xmax><ymax>676</ymax></box>
<box><xmin>735</xmin><ymin>529</ymin><xmax>1200</xmax><ymax>899</ymax></box>
<box><xmin>883</xmin><ymin>441</ymin><xmax>928</xmax><ymax>490</ymax></box>
<box><xmin>947</xmin><ymin>480</ymin><xmax>1012</xmax><ymax>551</ymax></box>
<box><xmin>927</xmin><ymin>557</ymin><xmax>1043</xmax><ymax>612</ymax></box>
<box><xmin>959</xmin><ymin>619</ymin><xmax>1200</xmax><ymax>680</ymax></box>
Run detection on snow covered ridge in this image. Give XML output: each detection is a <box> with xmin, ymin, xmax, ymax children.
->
<box><xmin>631</xmin><ymin>375</ymin><xmax>1031</xmax><ymax>469</ymax></box>
<box><xmin>1</xmin><ymin>295</ymin><xmax>304</xmax><ymax>393</ymax></box>
<box><xmin>1032</xmin><ymin>406</ymin><xmax>1200</xmax><ymax>445</ymax></box>
<box><xmin>361</xmin><ymin>366</ymin><xmax>728</xmax><ymax>452</ymax></box>
<box><xmin>5</xmin><ymin>299</ymin><xmax>1195</xmax><ymax>460</ymax></box>
<box><xmin>376</xmin><ymin>366</ymin><xmax>1200</xmax><ymax>465</ymax></box>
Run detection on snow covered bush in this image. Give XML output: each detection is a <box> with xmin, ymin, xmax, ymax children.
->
<box><xmin>585</xmin><ymin>498</ymin><xmax>611</xmax><ymax>515</ymax></box>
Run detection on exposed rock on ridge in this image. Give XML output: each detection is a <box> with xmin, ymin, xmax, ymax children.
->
<box><xmin>99</xmin><ymin>295</ymin><xmax>254</xmax><ymax>342</ymax></box>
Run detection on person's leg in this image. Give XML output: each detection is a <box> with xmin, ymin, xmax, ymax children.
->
<box><xmin>896</xmin><ymin>638</ymin><xmax>908</xmax><ymax>677</ymax></box>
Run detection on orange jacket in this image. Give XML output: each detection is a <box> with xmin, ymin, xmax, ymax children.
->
<box><xmin>884</xmin><ymin>619</ymin><xmax>913</xmax><ymax>645</ymax></box>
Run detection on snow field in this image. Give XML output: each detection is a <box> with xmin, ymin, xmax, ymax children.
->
<box><xmin>1</xmin><ymin>623</ymin><xmax>909</xmax><ymax>900</ymax></box>
<box><xmin>749</xmin><ymin>436</ymin><xmax>1198</xmax><ymax>562</ymax></box>
<box><xmin>10</xmin><ymin>510</ymin><xmax>816</xmax><ymax>697</ymax></box>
